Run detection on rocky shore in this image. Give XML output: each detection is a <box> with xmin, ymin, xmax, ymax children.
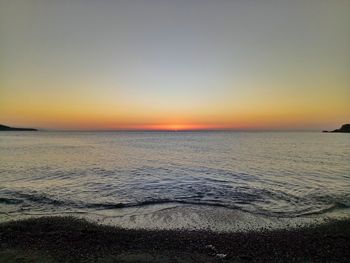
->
<box><xmin>323</xmin><ymin>124</ymin><xmax>350</xmax><ymax>133</ymax></box>
<box><xmin>0</xmin><ymin>124</ymin><xmax>37</xmax><ymax>131</ymax></box>
<box><xmin>0</xmin><ymin>216</ymin><xmax>349</xmax><ymax>262</ymax></box>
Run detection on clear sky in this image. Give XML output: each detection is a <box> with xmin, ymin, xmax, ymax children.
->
<box><xmin>1</xmin><ymin>0</ymin><xmax>349</xmax><ymax>130</ymax></box>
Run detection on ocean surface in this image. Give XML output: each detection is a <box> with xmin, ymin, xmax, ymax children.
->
<box><xmin>1</xmin><ymin>131</ymin><xmax>349</xmax><ymax>230</ymax></box>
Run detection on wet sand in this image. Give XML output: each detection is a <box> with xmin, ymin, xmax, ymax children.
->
<box><xmin>0</xmin><ymin>216</ymin><xmax>350</xmax><ymax>262</ymax></box>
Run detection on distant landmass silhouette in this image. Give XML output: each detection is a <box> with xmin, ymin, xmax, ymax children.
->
<box><xmin>323</xmin><ymin>124</ymin><xmax>350</xmax><ymax>133</ymax></box>
<box><xmin>0</xmin><ymin>124</ymin><xmax>37</xmax><ymax>131</ymax></box>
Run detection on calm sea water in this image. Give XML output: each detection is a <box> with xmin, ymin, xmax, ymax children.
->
<box><xmin>1</xmin><ymin>131</ymin><xmax>349</xmax><ymax>223</ymax></box>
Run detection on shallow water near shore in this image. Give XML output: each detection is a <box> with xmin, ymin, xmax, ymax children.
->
<box><xmin>1</xmin><ymin>131</ymin><xmax>349</xmax><ymax>230</ymax></box>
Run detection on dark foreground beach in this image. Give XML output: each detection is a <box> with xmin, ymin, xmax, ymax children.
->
<box><xmin>0</xmin><ymin>217</ymin><xmax>349</xmax><ymax>262</ymax></box>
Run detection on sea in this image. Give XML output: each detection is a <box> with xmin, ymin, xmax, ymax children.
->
<box><xmin>1</xmin><ymin>131</ymin><xmax>349</xmax><ymax>231</ymax></box>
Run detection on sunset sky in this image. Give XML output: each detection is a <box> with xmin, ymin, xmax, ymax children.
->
<box><xmin>1</xmin><ymin>0</ymin><xmax>349</xmax><ymax>131</ymax></box>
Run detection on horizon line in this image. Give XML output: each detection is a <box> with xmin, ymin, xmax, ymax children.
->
<box><xmin>32</xmin><ymin>128</ymin><xmax>322</xmax><ymax>132</ymax></box>
<box><xmin>0</xmin><ymin>123</ymin><xmax>335</xmax><ymax>132</ymax></box>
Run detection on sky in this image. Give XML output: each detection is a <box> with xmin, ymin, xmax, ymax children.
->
<box><xmin>1</xmin><ymin>0</ymin><xmax>349</xmax><ymax>131</ymax></box>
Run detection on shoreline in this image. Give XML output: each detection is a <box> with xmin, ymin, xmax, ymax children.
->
<box><xmin>3</xmin><ymin>203</ymin><xmax>349</xmax><ymax>233</ymax></box>
<box><xmin>1</xmin><ymin>216</ymin><xmax>349</xmax><ymax>262</ymax></box>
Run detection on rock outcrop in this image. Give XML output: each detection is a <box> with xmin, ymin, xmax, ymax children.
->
<box><xmin>323</xmin><ymin>124</ymin><xmax>350</xmax><ymax>133</ymax></box>
<box><xmin>0</xmin><ymin>124</ymin><xmax>37</xmax><ymax>131</ymax></box>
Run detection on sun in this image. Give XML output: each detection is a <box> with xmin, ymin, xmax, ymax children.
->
<box><xmin>140</xmin><ymin>124</ymin><xmax>219</xmax><ymax>131</ymax></box>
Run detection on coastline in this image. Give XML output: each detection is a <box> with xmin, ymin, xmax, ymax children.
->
<box><xmin>3</xmin><ymin>203</ymin><xmax>349</xmax><ymax>233</ymax></box>
<box><xmin>1</xmin><ymin>216</ymin><xmax>349</xmax><ymax>262</ymax></box>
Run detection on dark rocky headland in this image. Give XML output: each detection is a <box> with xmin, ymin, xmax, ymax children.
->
<box><xmin>0</xmin><ymin>124</ymin><xmax>37</xmax><ymax>131</ymax></box>
<box><xmin>323</xmin><ymin>124</ymin><xmax>350</xmax><ymax>133</ymax></box>
<box><xmin>0</xmin><ymin>216</ymin><xmax>349</xmax><ymax>262</ymax></box>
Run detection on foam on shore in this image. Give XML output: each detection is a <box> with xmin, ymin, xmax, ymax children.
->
<box><xmin>3</xmin><ymin>203</ymin><xmax>350</xmax><ymax>232</ymax></box>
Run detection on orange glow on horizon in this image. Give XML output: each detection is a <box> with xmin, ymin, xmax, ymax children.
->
<box><xmin>125</xmin><ymin>124</ymin><xmax>227</xmax><ymax>131</ymax></box>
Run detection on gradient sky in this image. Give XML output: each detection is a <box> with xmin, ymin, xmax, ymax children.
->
<box><xmin>1</xmin><ymin>0</ymin><xmax>349</xmax><ymax>130</ymax></box>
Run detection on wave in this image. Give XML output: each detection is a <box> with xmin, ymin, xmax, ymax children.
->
<box><xmin>297</xmin><ymin>201</ymin><xmax>350</xmax><ymax>216</ymax></box>
<box><xmin>1</xmin><ymin>189</ymin><xmax>350</xmax><ymax>218</ymax></box>
<box><xmin>3</xmin><ymin>192</ymin><xmax>236</xmax><ymax>210</ymax></box>
<box><xmin>0</xmin><ymin>190</ymin><xmax>75</xmax><ymax>207</ymax></box>
<box><xmin>85</xmin><ymin>199</ymin><xmax>234</xmax><ymax>210</ymax></box>
<box><xmin>0</xmin><ymin>197</ymin><xmax>23</xmax><ymax>205</ymax></box>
